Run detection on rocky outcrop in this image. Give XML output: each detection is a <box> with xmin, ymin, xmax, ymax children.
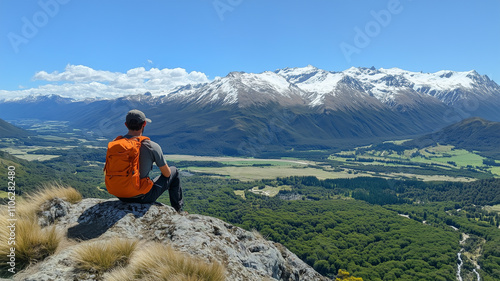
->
<box><xmin>14</xmin><ymin>198</ymin><xmax>331</xmax><ymax>281</ymax></box>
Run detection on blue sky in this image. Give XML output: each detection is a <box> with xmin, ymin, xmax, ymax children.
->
<box><xmin>0</xmin><ymin>0</ymin><xmax>499</xmax><ymax>99</ymax></box>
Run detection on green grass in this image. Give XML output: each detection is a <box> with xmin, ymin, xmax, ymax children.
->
<box><xmin>490</xmin><ymin>166</ymin><xmax>500</xmax><ymax>176</ymax></box>
<box><xmin>485</xmin><ymin>204</ymin><xmax>500</xmax><ymax>214</ymax></box>
<box><xmin>249</xmin><ymin>185</ymin><xmax>292</xmax><ymax>197</ymax></box>
<box><xmin>412</xmin><ymin>148</ymin><xmax>485</xmax><ymax>167</ymax></box>
<box><xmin>233</xmin><ymin>190</ymin><xmax>246</xmax><ymax>199</ymax></box>
<box><xmin>0</xmin><ymin>191</ymin><xmax>8</xmax><ymax>198</ymax></box>
<box><xmin>333</xmin><ymin>144</ymin><xmax>494</xmax><ymax>171</ymax></box>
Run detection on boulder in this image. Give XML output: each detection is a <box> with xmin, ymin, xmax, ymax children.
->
<box><xmin>14</xmin><ymin>198</ymin><xmax>331</xmax><ymax>281</ymax></box>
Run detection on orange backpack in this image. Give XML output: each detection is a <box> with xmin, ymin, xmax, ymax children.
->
<box><xmin>103</xmin><ymin>136</ymin><xmax>154</xmax><ymax>198</ymax></box>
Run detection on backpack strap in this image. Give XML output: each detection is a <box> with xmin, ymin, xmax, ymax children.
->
<box><xmin>136</xmin><ymin>136</ymin><xmax>150</xmax><ymax>142</ymax></box>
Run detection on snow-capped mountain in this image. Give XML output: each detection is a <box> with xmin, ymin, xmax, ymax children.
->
<box><xmin>165</xmin><ymin>71</ymin><xmax>307</xmax><ymax>107</ymax></box>
<box><xmin>159</xmin><ymin>65</ymin><xmax>500</xmax><ymax>114</ymax></box>
<box><xmin>1</xmin><ymin>66</ymin><xmax>499</xmax><ymax>156</ymax></box>
<box><xmin>277</xmin><ymin>65</ymin><xmax>500</xmax><ymax>108</ymax></box>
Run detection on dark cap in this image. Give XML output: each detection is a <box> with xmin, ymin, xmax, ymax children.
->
<box><xmin>126</xmin><ymin>109</ymin><xmax>152</xmax><ymax>125</ymax></box>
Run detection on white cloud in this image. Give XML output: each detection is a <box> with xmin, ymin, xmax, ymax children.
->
<box><xmin>0</xmin><ymin>64</ymin><xmax>211</xmax><ymax>101</ymax></box>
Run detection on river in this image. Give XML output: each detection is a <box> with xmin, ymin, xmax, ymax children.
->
<box><xmin>457</xmin><ymin>233</ymin><xmax>481</xmax><ymax>281</ymax></box>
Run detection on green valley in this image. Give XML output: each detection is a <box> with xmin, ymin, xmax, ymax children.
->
<box><xmin>1</xmin><ymin>119</ymin><xmax>499</xmax><ymax>280</ymax></box>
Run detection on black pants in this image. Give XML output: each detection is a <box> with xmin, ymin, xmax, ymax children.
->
<box><xmin>119</xmin><ymin>166</ymin><xmax>184</xmax><ymax>211</ymax></box>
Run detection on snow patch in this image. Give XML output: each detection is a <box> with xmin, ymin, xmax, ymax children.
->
<box><xmin>240</xmin><ymin>72</ymin><xmax>291</xmax><ymax>95</ymax></box>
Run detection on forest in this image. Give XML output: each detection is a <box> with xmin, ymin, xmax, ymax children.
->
<box><xmin>175</xmin><ymin>176</ymin><xmax>500</xmax><ymax>280</ymax></box>
<box><xmin>1</xmin><ymin>150</ymin><xmax>500</xmax><ymax>280</ymax></box>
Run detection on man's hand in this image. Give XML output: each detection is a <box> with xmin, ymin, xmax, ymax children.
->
<box><xmin>159</xmin><ymin>164</ymin><xmax>171</xmax><ymax>178</ymax></box>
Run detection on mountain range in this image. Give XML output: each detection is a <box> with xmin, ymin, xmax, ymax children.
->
<box><xmin>1</xmin><ymin>66</ymin><xmax>499</xmax><ymax>155</ymax></box>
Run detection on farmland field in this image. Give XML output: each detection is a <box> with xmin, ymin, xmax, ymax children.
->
<box><xmin>183</xmin><ymin>163</ymin><xmax>372</xmax><ymax>181</ymax></box>
<box><xmin>165</xmin><ymin>151</ymin><xmax>483</xmax><ymax>182</ymax></box>
<box><xmin>329</xmin><ymin>144</ymin><xmax>500</xmax><ymax>178</ymax></box>
<box><xmin>0</xmin><ymin>147</ymin><xmax>61</xmax><ymax>161</ymax></box>
<box><xmin>165</xmin><ymin>154</ymin><xmax>309</xmax><ymax>165</ymax></box>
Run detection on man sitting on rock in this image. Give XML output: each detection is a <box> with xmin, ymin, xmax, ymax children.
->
<box><xmin>104</xmin><ymin>109</ymin><xmax>184</xmax><ymax>212</ymax></box>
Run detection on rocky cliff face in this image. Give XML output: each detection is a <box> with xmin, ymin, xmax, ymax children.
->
<box><xmin>13</xmin><ymin>198</ymin><xmax>330</xmax><ymax>281</ymax></box>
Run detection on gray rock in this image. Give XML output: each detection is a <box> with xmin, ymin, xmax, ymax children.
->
<box><xmin>14</xmin><ymin>198</ymin><xmax>331</xmax><ymax>281</ymax></box>
<box><xmin>38</xmin><ymin>198</ymin><xmax>71</xmax><ymax>227</ymax></box>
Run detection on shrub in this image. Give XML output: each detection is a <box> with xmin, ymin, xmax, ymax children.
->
<box><xmin>336</xmin><ymin>269</ymin><xmax>363</xmax><ymax>281</ymax></box>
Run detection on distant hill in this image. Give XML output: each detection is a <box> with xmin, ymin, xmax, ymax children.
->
<box><xmin>0</xmin><ymin>118</ymin><xmax>31</xmax><ymax>138</ymax></box>
<box><xmin>0</xmin><ymin>151</ymin><xmax>110</xmax><ymax>199</ymax></box>
<box><xmin>406</xmin><ymin>117</ymin><xmax>500</xmax><ymax>159</ymax></box>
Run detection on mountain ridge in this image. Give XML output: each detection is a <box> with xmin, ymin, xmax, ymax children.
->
<box><xmin>3</xmin><ymin>66</ymin><xmax>498</xmax><ymax>105</ymax></box>
<box><xmin>4</xmin><ymin>66</ymin><xmax>498</xmax><ymax>110</ymax></box>
<box><xmin>1</xmin><ymin>66</ymin><xmax>499</xmax><ymax>156</ymax></box>
<box><xmin>0</xmin><ymin>118</ymin><xmax>32</xmax><ymax>138</ymax></box>
<box><xmin>406</xmin><ymin>117</ymin><xmax>500</xmax><ymax>159</ymax></box>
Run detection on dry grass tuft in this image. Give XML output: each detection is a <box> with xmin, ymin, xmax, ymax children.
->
<box><xmin>104</xmin><ymin>242</ymin><xmax>226</xmax><ymax>281</ymax></box>
<box><xmin>14</xmin><ymin>183</ymin><xmax>82</xmax><ymax>219</ymax></box>
<box><xmin>27</xmin><ymin>183</ymin><xmax>82</xmax><ymax>207</ymax></box>
<box><xmin>73</xmin><ymin>238</ymin><xmax>139</xmax><ymax>274</ymax></box>
<box><xmin>102</xmin><ymin>267</ymin><xmax>134</xmax><ymax>281</ymax></box>
<box><xmin>251</xmin><ymin>229</ymin><xmax>263</xmax><ymax>239</ymax></box>
<box><xmin>0</xmin><ymin>183</ymin><xmax>80</xmax><ymax>277</ymax></box>
<box><xmin>13</xmin><ymin>218</ymin><xmax>60</xmax><ymax>264</ymax></box>
<box><xmin>0</xmin><ymin>211</ymin><xmax>61</xmax><ymax>277</ymax></box>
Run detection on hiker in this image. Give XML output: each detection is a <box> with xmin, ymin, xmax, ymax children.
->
<box><xmin>104</xmin><ymin>109</ymin><xmax>184</xmax><ymax>212</ymax></box>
